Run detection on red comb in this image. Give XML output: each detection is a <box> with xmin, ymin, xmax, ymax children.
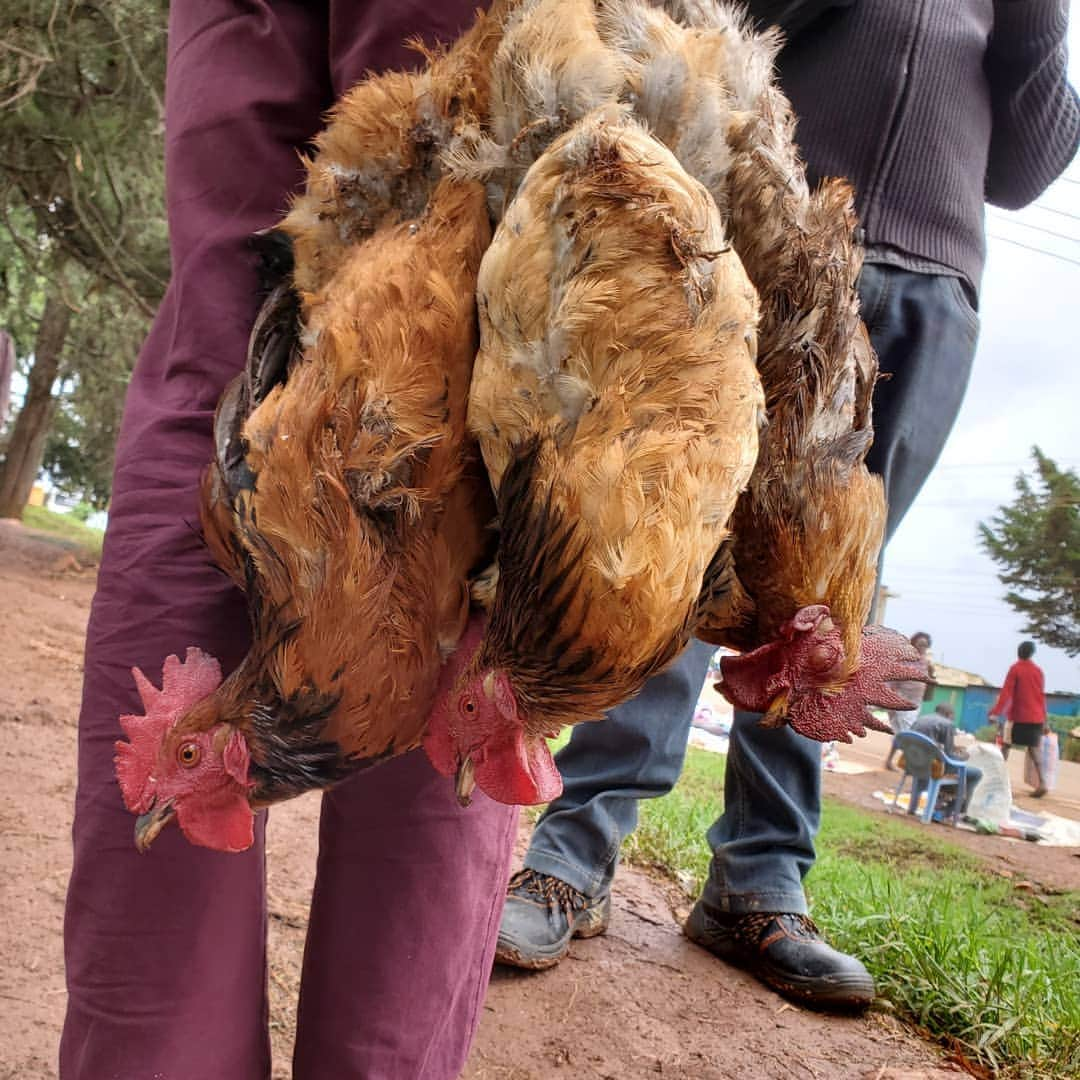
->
<box><xmin>114</xmin><ymin>648</ymin><xmax>223</xmax><ymax>813</ymax></box>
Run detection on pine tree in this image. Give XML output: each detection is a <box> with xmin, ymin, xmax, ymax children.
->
<box><xmin>979</xmin><ymin>449</ymin><xmax>1080</xmax><ymax>657</ymax></box>
<box><xmin>0</xmin><ymin>0</ymin><xmax>167</xmax><ymax>516</ymax></box>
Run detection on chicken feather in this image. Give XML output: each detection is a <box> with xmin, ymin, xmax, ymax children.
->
<box><xmin>425</xmin><ymin>107</ymin><xmax>763</xmax><ymax>804</ymax></box>
<box><xmin>114</xmin><ymin>0</ymin><xmax>511</xmax><ymax>847</ymax></box>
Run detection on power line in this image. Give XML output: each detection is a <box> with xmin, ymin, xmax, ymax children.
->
<box><xmin>886</xmin><ymin>570</ymin><xmax>1001</xmax><ymax>582</ymax></box>
<box><xmin>889</xmin><ymin>581</ymin><xmax>1003</xmax><ymax>593</ymax></box>
<box><xmin>887</xmin><ymin>572</ymin><xmax>1002</xmax><ymax>585</ymax></box>
<box><xmin>987</xmin><ymin>213</ymin><xmax>1080</xmax><ymax>243</ymax></box>
<box><xmin>1028</xmin><ymin>203</ymin><xmax>1080</xmax><ymax>223</ymax></box>
<box><xmin>885</xmin><ymin>594</ymin><xmax>1010</xmax><ymax>610</ymax></box>
<box><xmin>886</xmin><ymin>567</ymin><xmax>1000</xmax><ymax>579</ymax></box>
<box><xmin>987</xmin><ymin>232</ymin><xmax>1080</xmax><ymax>267</ymax></box>
<box><xmin>933</xmin><ymin>459</ymin><xmax>1080</xmax><ymax>470</ymax></box>
<box><xmin>888</xmin><ymin>603</ymin><xmax>1013</xmax><ymax>617</ymax></box>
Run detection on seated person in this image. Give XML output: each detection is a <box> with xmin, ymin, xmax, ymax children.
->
<box><xmin>910</xmin><ymin>703</ymin><xmax>983</xmax><ymax>816</ymax></box>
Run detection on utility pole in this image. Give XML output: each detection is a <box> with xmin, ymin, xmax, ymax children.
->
<box><xmin>875</xmin><ymin>585</ymin><xmax>899</xmax><ymax>624</ymax></box>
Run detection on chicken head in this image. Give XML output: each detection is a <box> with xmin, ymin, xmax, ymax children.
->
<box><xmin>717</xmin><ymin>606</ymin><xmax>930</xmax><ymax>742</ymax></box>
<box><xmin>114</xmin><ymin>648</ymin><xmax>256</xmax><ymax>853</ymax></box>
<box><xmin>423</xmin><ymin>615</ymin><xmax>563</xmax><ymax>807</ymax></box>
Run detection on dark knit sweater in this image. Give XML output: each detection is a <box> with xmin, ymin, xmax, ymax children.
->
<box><xmin>747</xmin><ymin>0</ymin><xmax>1080</xmax><ymax>292</ymax></box>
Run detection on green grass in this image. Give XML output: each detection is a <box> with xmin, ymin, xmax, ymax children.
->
<box><xmin>622</xmin><ymin>745</ymin><xmax>725</xmax><ymax>893</ymax></box>
<box><xmin>548</xmin><ymin>741</ymin><xmax>1080</xmax><ymax>1079</ymax></box>
<box><xmin>21</xmin><ymin>504</ymin><xmax>104</xmax><ymax>558</ymax></box>
<box><xmin>811</xmin><ymin>804</ymin><xmax>1080</xmax><ymax>1078</ymax></box>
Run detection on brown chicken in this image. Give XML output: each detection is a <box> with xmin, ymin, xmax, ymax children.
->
<box><xmin>424</xmin><ymin>107</ymin><xmax>763</xmax><ymax>805</ymax></box>
<box><xmin>424</xmin><ymin>0</ymin><xmax>926</xmax><ymax>807</ymax></box>
<box><xmin>599</xmin><ymin>0</ymin><xmax>928</xmax><ymax>737</ymax></box>
<box><xmin>113</xmin><ymin>3</ymin><xmax>509</xmax><ymax>851</ymax></box>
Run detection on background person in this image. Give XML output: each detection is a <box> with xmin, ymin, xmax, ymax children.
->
<box><xmin>988</xmin><ymin>641</ymin><xmax>1049</xmax><ymax>796</ymax></box>
<box><xmin>910</xmin><ymin>702</ymin><xmax>983</xmax><ymax>816</ymax></box>
<box><xmin>883</xmin><ymin>632</ymin><xmax>935</xmax><ymax>770</ymax></box>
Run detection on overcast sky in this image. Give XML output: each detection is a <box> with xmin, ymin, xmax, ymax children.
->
<box><xmin>880</xmin><ymin>19</ymin><xmax>1080</xmax><ymax>695</ymax></box>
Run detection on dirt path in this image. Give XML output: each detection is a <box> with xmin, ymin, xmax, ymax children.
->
<box><xmin>1</xmin><ymin>520</ymin><xmax>1057</xmax><ymax>1079</ymax></box>
<box><xmin>464</xmin><ymin>846</ymin><xmax>954</xmax><ymax>1080</ymax></box>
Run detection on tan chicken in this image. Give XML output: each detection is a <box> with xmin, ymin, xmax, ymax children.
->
<box><xmin>424</xmin><ymin>0</ymin><xmax>926</xmax><ymax>807</ymax></box>
<box><xmin>424</xmin><ymin>107</ymin><xmax>764</xmax><ymax>805</ymax></box>
<box><xmin>113</xmin><ymin>1</ymin><xmax>509</xmax><ymax>850</ymax></box>
<box><xmin>599</xmin><ymin>0</ymin><xmax>928</xmax><ymax>738</ymax></box>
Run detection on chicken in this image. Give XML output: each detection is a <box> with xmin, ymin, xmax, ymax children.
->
<box><xmin>112</xmin><ymin>0</ymin><xmax>537</xmax><ymax>852</ymax></box>
<box><xmin>284</xmin><ymin>0</ymin><xmax>512</xmax><ymax>294</ymax></box>
<box><xmin>422</xmin><ymin>0</ymin><xmax>926</xmax><ymax>810</ymax></box>
<box><xmin>424</xmin><ymin>107</ymin><xmax>763</xmax><ymax>805</ymax></box>
<box><xmin>116</xmin><ymin>173</ymin><xmax>495</xmax><ymax>851</ymax></box>
<box><xmin>597</xmin><ymin>0</ymin><xmax>928</xmax><ymax>738</ymax></box>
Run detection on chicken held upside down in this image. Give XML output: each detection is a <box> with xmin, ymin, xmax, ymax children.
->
<box><xmin>111</xmin><ymin>0</ymin><xmax>519</xmax><ymax>851</ymax></box>
<box><xmin>425</xmin><ymin>108</ymin><xmax>764</xmax><ymax>806</ymax></box>
<box><xmin>115</xmin><ymin>178</ymin><xmax>495</xmax><ymax>852</ymax></box>
<box><xmin>425</xmin><ymin>0</ymin><xmax>928</xmax><ymax>811</ymax></box>
<box><xmin>607</xmin><ymin>0</ymin><xmax>930</xmax><ymax>739</ymax></box>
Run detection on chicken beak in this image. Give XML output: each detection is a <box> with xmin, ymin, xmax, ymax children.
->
<box><xmin>455</xmin><ymin>757</ymin><xmax>476</xmax><ymax>808</ymax></box>
<box><xmin>134</xmin><ymin>797</ymin><xmax>176</xmax><ymax>853</ymax></box>
<box><xmin>760</xmin><ymin>691</ymin><xmax>791</xmax><ymax>730</ymax></box>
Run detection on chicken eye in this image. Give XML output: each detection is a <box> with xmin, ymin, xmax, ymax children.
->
<box><xmin>177</xmin><ymin>742</ymin><xmax>201</xmax><ymax>768</ymax></box>
<box><xmin>461</xmin><ymin>697</ymin><xmax>477</xmax><ymax>715</ymax></box>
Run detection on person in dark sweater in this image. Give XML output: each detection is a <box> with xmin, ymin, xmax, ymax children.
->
<box><xmin>989</xmin><ymin>641</ymin><xmax>1049</xmax><ymax>795</ymax></box>
<box><xmin>496</xmin><ymin>0</ymin><xmax>1079</xmax><ymax>1011</ymax></box>
<box><xmin>911</xmin><ymin>703</ymin><xmax>984</xmax><ymax>815</ymax></box>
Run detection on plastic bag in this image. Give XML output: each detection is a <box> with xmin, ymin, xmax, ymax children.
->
<box><xmin>964</xmin><ymin>742</ymin><xmax>1011</xmax><ymax>824</ymax></box>
<box><xmin>1023</xmin><ymin>731</ymin><xmax>1059</xmax><ymax>792</ymax></box>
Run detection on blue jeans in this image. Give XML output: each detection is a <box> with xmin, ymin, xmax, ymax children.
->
<box><xmin>525</xmin><ymin>642</ymin><xmax>819</xmax><ymax>914</ymax></box>
<box><xmin>524</xmin><ymin>262</ymin><xmax>980</xmax><ymax>912</ymax></box>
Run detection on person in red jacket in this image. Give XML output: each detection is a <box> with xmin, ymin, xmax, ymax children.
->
<box><xmin>988</xmin><ymin>641</ymin><xmax>1048</xmax><ymax>797</ymax></box>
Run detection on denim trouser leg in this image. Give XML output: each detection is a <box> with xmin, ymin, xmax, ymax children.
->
<box><xmin>701</xmin><ymin>713</ymin><xmax>820</xmax><ymax>915</ymax></box>
<box><xmin>524</xmin><ymin>640</ymin><xmax>715</xmax><ymax>897</ymax></box>
<box><xmin>524</xmin><ymin>263</ymin><xmax>979</xmax><ymax>910</ymax></box>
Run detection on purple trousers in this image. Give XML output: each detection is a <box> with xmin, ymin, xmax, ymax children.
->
<box><xmin>60</xmin><ymin>3</ymin><xmax>515</xmax><ymax>1077</ymax></box>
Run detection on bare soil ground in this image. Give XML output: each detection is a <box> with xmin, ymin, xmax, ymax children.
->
<box><xmin>2</xmin><ymin>519</ymin><xmax>1072</xmax><ymax>1079</ymax></box>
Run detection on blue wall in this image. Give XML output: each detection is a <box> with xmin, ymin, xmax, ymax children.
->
<box><xmin>961</xmin><ymin>685</ymin><xmax>998</xmax><ymax>733</ymax></box>
<box><xmin>922</xmin><ymin>683</ymin><xmax>1079</xmax><ymax>734</ymax></box>
<box><xmin>1047</xmin><ymin>692</ymin><xmax>1080</xmax><ymax>718</ymax></box>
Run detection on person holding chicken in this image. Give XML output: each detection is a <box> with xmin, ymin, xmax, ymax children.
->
<box><xmin>60</xmin><ymin>4</ymin><xmax>519</xmax><ymax>1078</ymax></box>
<box><xmin>497</xmin><ymin>0</ymin><xmax>1079</xmax><ymax>1011</ymax></box>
